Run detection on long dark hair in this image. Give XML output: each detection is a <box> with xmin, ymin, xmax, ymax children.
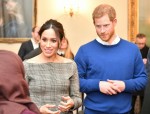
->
<box><xmin>38</xmin><ymin>19</ymin><xmax>65</xmax><ymax>42</ymax></box>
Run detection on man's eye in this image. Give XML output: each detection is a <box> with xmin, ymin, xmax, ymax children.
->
<box><xmin>104</xmin><ymin>25</ymin><xmax>108</xmax><ymax>27</ymax></box>
<box><xmin>96</xmin><ymin>25</ymin><xmax>101</xmax><ymax>28</ymax></box>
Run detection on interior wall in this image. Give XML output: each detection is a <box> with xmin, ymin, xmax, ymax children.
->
<box><xmin>0</xmin><ymin>0</ymin><xmax>128</xmax><ymax>54</ymax></box>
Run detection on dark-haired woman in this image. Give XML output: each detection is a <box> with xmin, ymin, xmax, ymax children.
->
<box><xmin>23</xmin><ymin>19</ymin><xmax>81</xmax><ymax>114</ymax></box>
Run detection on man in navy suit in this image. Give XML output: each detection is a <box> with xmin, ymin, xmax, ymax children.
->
<box><xmin>18</xmin><ymin>26</ymin><xmax>40</xmax><ymax>61</ymax></box>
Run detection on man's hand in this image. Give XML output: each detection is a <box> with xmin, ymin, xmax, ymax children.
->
<box><xmin>107</xmin><ymin>79</ymin><xmax>125</xmax><ymax>93</ymax></box>
<box><xmin>143</xmin><ymin>58</ymin><xmax>147</xmax><ymax>64</ymax></box>
<box><xmin>99</xmin><ymin>81</ymin><xmax>118</xmax><ymax>95</ymax></box>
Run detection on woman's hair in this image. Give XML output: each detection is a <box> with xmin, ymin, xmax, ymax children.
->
<box><xmin>38</xmin><ymin>19</ymin><xmax>65</xmax><ymax>42</ymax></box>
<box><xmin>64</xmin><ymin>38</ymin><xmax>74</xmax><ymax>59</ymax></box>
<box><xmin>92</xmin><ymin>4</ymin><xmax>116</xmax><ymax>23</ymax></box>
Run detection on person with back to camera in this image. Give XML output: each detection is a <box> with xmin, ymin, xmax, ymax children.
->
<box><xmin>23</xmin><ymin>19</ymin><xmax>82</xmax><ymax>114</ymax></box>
<box><xmin>0</xmin><ymin>50</ymin><xmax>40</xmax><ymax>114</ymax></box>
<box><xmin>131</xmin><ymin>33</ymin><xmax>149</xmax><ymax>114</ymax></box>
<box><xmin>18</xmin><ymin>26</ymin><xmax>40</xmax><ymax>61</ymax></box>
<box><xmin>74</xmin><ymin>4</ymin><xmax>147</xmax><ymax>114</ymax></box>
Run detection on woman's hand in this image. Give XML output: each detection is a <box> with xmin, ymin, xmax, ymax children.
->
<box><xmin>40</xmin><ymin>104</ymin><xmax>60</xmax><ymax>114</ymax></box>
<box><xmin>58</xmin><ymin>96</ymin><xmax>74</xmax><ymax>112</ymax></box>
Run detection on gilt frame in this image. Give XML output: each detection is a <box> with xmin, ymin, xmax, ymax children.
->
<box><xmin>128</xmin><ymin>0</ymin><xmax>138</xmax><ymax>42</ymax></box>
<box><xmin>0</xmin><ymin>0</ymin><xmax>37</xmax><ymax>43</ymax></box>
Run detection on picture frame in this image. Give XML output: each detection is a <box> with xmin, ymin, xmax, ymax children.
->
<box><xmin>128</xmin><ymin>0</ymin><xmax>138</xmax><ymax>42</ymax></box>
<box><xmin>0</xmin><ymin>0</ymin><xmax>37</xmax><ymax>43</ymax></box>
<box><xmin>1</xmin><ymin>0</ymin><xmax>138</xmax><ymax>43</ymax></box>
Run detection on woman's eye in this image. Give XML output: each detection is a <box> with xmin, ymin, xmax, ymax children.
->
<box><xmin>52</xmin><ymin>39</ymin><xmax>57</xmax><ymax>43</ymax></box>
<box><xmin>41</xmin><ymin>38</ymin><xmax>47</xmax><ymax>42</ymax></box>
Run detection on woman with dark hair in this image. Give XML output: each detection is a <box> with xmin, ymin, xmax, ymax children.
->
<box><xmin>23</xmin><ymin>19</ymin><xmax>81</xmax><ymax>114</ymax></box>
<box><xmin>0</xmin><ymin>50</ymin><xmax>40</xmax><ymax>114</ymax></box>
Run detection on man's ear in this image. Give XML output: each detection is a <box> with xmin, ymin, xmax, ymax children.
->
<box><xmin>113</xmin><ymin>18</ymin><xmax>117</xmax><ymax>25</ymax></box>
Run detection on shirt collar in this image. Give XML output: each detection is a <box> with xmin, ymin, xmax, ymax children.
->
<box><xmin>96</xmin><ymin>35</ymin><xmax>120</xmax><ymax>45</ymax></box>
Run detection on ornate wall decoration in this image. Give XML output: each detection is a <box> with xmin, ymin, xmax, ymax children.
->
<box><xmin>128</xmin><ymin>0</ymin><xmax>138</xmax><ymax>42</ymax></box>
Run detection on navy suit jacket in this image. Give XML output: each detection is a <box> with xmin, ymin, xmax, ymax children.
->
<box><xmin>141</xmin><ymin>48</ymin><xmax>150</xmax><ymax>114</ymax></box>
<box><xmin>18</xmin><ymin>40</ymin><xmax>33</xmax><ymax>61</ymax></box>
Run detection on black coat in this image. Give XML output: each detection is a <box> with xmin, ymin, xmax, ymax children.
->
<box><xmin>141</xmin><ymin>48</ymin><xmax>150</xmax><ymax>114</ymax></box>
<box><xmin>24</xmin><ymin>47</ymin><xmax>41</xmax><ymax>60</ymax></box>
<box><xmin>18</xmin><ymin>40</ymin><xmax>34</xmax><ymax>61</ymax></box>
<box><xmin>141</xmin><ymin>77</ymin><xmax>150</xmax><ymax>114</ymax></box>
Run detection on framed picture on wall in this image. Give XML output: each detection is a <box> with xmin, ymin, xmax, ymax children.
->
<box><xmin>128</xmin><ymin>0</ymin><xmax>138</xmax><ymax>43</ymax></box>
<box><xmin>0</xmin><ymin>0</ymin><xmax>37</xmax><ymax>43</ymax></box>
<box><xmin>128</xmin><ymin>0</ymin><xmax>150</xmax><ymax>45</ymax></box>
<box><xmin>138</xmin><ymin>0</ymin><xmax>150</xmax><ymax>46</ymax></box>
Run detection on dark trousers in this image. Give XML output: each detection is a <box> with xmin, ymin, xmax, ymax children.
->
<box><xmin>130</xmin><ymin>95</ymin><xmax>144</xmax><ymax>114</ymax></box>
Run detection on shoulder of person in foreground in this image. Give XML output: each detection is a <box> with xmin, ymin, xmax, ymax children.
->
<box><xmin>0</xmin><ymin>50</ymin><xmax>40</xmax><ymax>114</ymax></box>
